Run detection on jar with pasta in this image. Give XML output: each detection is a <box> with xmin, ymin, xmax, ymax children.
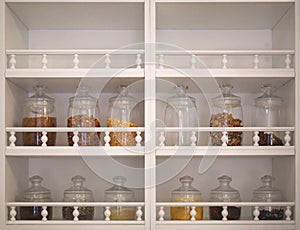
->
<box><xmin>108</xmin><ymin>85</ymin><xmax>140</xmax><ymax>146</ymax></box>
<box><xmin>67</xmin><ymin>85</ymin><xmax>100</xmax><ymax>146</ymax></box>
<box><xmin>22</xmin><ymin>84</ymin><xmax>56</xmax><ymax>146</ymax></box>
<box><xmin>171</xmin><ymin>175</ymin><xmax>203</xmax><ymax>220</ymax></box>
<box><xmin>210</xmin><ymin>84</ymin><xmax>243</xmax><ymax>146</ymax></box>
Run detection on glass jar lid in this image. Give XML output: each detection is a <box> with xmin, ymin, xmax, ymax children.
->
<box><xmin>63</xmin><ymin>175</ymin><xmax>94</xmax><ymax>202</ymax></box>
<box><xmin>105</xmin><ymin>176</ymin><xmax>135</xmax><ymax>202</ymax></box>
<box><xmin>24</xmin><ymin>84</ymin><xmax>55</xmax><ymax>115</ymax></box>
<box><xmin>167</xmin><ymin>85</ymin><xmax>196</xmax><ymax>108</ymax></box>
<box><xmin>23</xmin><ymin>175</ymin><xmax>52</xmax><ymax>202</ymax></box>
<box><xmin>210</xmin><ymin>175</ymin><xmax>241</xmax><ymax>202</ymax></box>
<box><xmin>109</xmin><ymin>85</ymin><xmax>138</xmax><ymax>107</ymax></box>
<box><xmin>252</xmin><ymin>175</ymin><xmax>283</xmax><ymax>202</ymax></box>
<box><xmin>69</xmin><ymin>85</ymin><xmax>98</xmax><ymax>106</ymax></box>
<box><xmin>255</xmin><ymin>84</ymin><xmax>283</xmax><ymax>108</ymax></box>
<box><xmin>172</xmin><ymin>175</ymin><xmax>201</xmax><ymax>195</ymax></box>
<box><xmin>212</xmin><ymin>83</ymin><xmax>241</xmax><ymax>108</ymax></box>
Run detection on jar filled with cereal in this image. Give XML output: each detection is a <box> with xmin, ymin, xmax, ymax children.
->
<box><xmin>210</xmin><ymin>84</ymin><xmax>243</xmax><ymax>146</ymax></box>
<box><xmin>67</xmin><ymin>85</ymin><xmax>100</xmax><ymax>146</ymax></box>
<box><xmin>171</xmin><ymin>175</ymin><xmax>203</xmax><ymax>220</ymax></box>
<box><xmin>108</xmin><ymin>85</ymin><xmax>140</xmax><ymax>146</ymax></box>
<box><xmin>22</xmin><ymin>84</ymin><xmax>57</xmax><ymax>146</ymax></box>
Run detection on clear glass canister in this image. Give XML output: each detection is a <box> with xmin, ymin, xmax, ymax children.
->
<box><xmin>67</xmin><ymin>85</ymin><xmax>100</xmax><ymax>146</ymax></box>
<box><xmin>209</xmin><ymin>175</ymin><xmax>241</xmax><ymax>220</ymax></box>
<box><xmin>22</xmin><ymin>84</ymin><xmax>56</xmax><ymax>146</ymax></box>
<box><xmin>254</xmin><ymin>84</ymin><xmax>284</xmax><ymax>146</ymax></box>
<box><xmin>62</xmin><ymin>175</ymin><xmax>94</xmax><ymax>220</ymax></box>
<box><xmin>171</xmin><ymin>176</ymin><xmax>203</xmax><ymax>220</ymax></box>
<box><xmin>164</xmin><ymin>85</ymin><xmax>198</xmax><ymax>146</ymax></box>
<box><xmin>20</xmin><ymin>175</ymin><xmax>52</xmax><ymax>220</ymax></box>
<box><xmin>108</xmin><ymin>85</ymin><xmax>140</xmax><ymax>146</ymax></box>
<box><xmin>252</xmin><ymin>175</ymin><xmax>284</xmax><ymax>220</ymax></box>
<box><xmin>210</xmin><ymin>83</ymin><xmax>243</xmax><ymax>146</ymax></box>
<box><xmin>105</xmin><ymin>176</ymin><xmax>136</xmax><ymax>220</ymax></box>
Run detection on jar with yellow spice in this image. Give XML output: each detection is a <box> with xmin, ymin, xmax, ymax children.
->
<box><xmin>171</xmin><ymin>175</ymin><xmax>203</xmax><ymax>220</ymax></box>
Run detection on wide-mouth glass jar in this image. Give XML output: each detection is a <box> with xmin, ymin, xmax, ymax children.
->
<box><xmin>171</xmin><ymin>175</ymin><xmax>203</xmax><ymax>220</ymax></box>
<box><xmin>62</xmin><ymin>175</ymin><xmax>94</xmax><ymax>220</ymax></box>
<box><xmin>108</xmin><ymin>85</ymin><xmax>140</xmax><ymax>146</ymax></box>
<box><xmin>254</xmin><ymin>84</ymin><xmax>284</xmax><ymax>146</ymax></box>
<box><xmin>164</xmin><ymin>85</ymin><xmax>198</xmax><ymax>146</ymax></box>
<box><xmin>252</xmin><ymin>175</ymin><xmax>284</xmax><ymax>220</ymax></box>
<box><xmin>67</xmin><ymin>85</ymin><xmax>100</xmax><ymax>146</ymax></box>
<box><xmin>209</xmin><ymin>175</ymin><xmax>241</xmax><ymax>220</ymax></box>
<box><xmin>210</xmin><ymin>83</ymin><xmax>243</xmax><ymax>146</ymax></box>
<box><xmin>22</xmin><ymin>84</ymin><xmax>57</xmax><ymax>146</ymax></box>
<box><xmin>20</xmin><ymin>175</ymin><xmax>52</xmax><ymax>220</ymax></box>
<box><xmin>105</xmin><ymin>176</ymin><xmax>136</xmax><ymax>220</ymax></box>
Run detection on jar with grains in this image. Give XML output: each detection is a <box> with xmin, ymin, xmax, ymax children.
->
<box><xmin>210</xmin><ymin>84</ymin><xmax>243</xmax><ymax>146</ymax></box>
<box><xmin>209</xmin><ymin>175</ymin><xmax>241</xmax><ymax>220</ymax></box>
<box><xmin>105</xmin><ymin>176</ymin><xmax>136</xmax><ymax>220</ymax></box>
<box><xmin>164</xmin><ymin>85</ymin><xmax>198</xmax><ymax>146</ymax></box>
<box><xmin>254</xmin><ymin>84</ymin><xmax>284</xmax><ymax>146</ymax></box>
<box><xmin>22</xmin><ymin>84</ymin><xmax>56</xmax><ymax>146</ymax></box>
<box><xmin>19</xmin><ymin>175</ymin><xmax>53</xmax><ymax>220</ymax></box>
<box><xmin>62</xmin><ymin>175</ymin><xmax>94</xmax><ymax>220</ymax></box>
<box><xmin>108</xmin><ymin>85</ymin><xmax>140</xmax><ymax>146</ymax></box>
<box><xmin>171</xmin><ymin>176</ymin><xmax>203</xmax><ymax>220</ymax></box>
<box><xmin>252</xmin><ymin>175</ymin><xmax>285</xmax><ymax>220</ymax></box>
<box><xmin>67</xmin><ymin>85</ymin><xmax>100</xmax><ymax>146</ymax></box>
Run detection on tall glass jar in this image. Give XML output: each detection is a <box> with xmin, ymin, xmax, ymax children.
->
<box><xmin>164</xmin><ymin>85</ymin><xmax>198</xmax><ymax>146</ymax></box>
<box><xmin>252</xmin><ymin>175</ymin><xmax>284</xmax><ymax>220</ymax></box>
<box><xmin>254</xmin><ymin>84</ymin><xmax>284</xmax><ymax>146</ymax></box>
<box><xmin>171</xmin><ymin>176</ymin><xmax>203</xmax><ymax>220</ymax></box>
<box><xmin>108</xmin><ymin>85</ymin><xmax>140</xmax><ymax>146</ymax></box>
<box><xmin>67</xmin><ymin>85</ymin><xmax>100</xmax><ymax>146</ymax></box>
<box><xmin>22</xmin><ymin>84</ymin><xmax>56</xmax><ymax>146</ymax></box>
<box><xmin>105</xmin><ymin>176</ymin><xmax>136</xmax><ymax>220</ymax></box>
<box><xmin>20</xmin><ymin>175</ymin><xmax>52</xmax><ymax>220</ymax></box>
<box><xmin>209</xmin><ymin>175</ymin><xmax>241</xmax><ymax>220</ymax></box>
<box><xmin>62</xmin><ymin>175</ymin><xmax>94</xmax><ymax>220</ymax></box>
<box><xmin>210</xmin><ymin>83</ymin><xmax>243</xmax><ymax>146</ymax></box>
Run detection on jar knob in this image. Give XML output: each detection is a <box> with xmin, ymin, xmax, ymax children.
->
<box><xmin>113</xmin><ymin>176</ymin><xmax>127</xmax><ymax>186</ymax></box>
<box><xmin>261</xmin><ymin>175</ymin><xmax>274</xmax><ymax>187</ymax></box>
<box><xmin>33</xmin><ymin>84</ymin><xmax>47</xmax><ymax>96</ymax></box>
<box><xmin>29</xmin><ymin>175</ymin><xmax>43</xmax><ymax>187</ymax></box>
<box><xmin>220</xmin><ymin>83</ymin><xmax>233</xmax><ymax>96</ymax></box>
<box><xmin>179</xmin><ymin>175</ymin><xmax>193</xmax><ymax>187</ymax></box>
<box><xmin>175</xmin><ymin>85</ymin><xmax>188</xmax><ymax>95</ymax></box>
<box><xmin>218</xmin><ymin>175</ymin><xmax>232</xmax><ymax>187</ymax></box>
<box><xmin>72</xmin><ymin>175</ymin><xmax>85</xmax><ymax>187</ymax></box>
<box><xmin>260</xmin><ymin>84</ymin><xmax>273</xmax><ymax>96</ymax></box>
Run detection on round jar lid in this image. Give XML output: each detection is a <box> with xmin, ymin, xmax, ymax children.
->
<box><xmin>23</xmin><ymin>175</ymin><xmax>52</xmax><ymax>202</ymax></box>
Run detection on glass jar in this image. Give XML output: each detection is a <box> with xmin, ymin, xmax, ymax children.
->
<box><xmin>108</xmin><ymin>85</ymin><xmax>140</xmax><ymax>146</ymax></box>
<box><xmin>20</xmin><ymin>175</ymin><xmax>52</xmax><ymax>220</ymax></box>
<box><xmin>254</xmin><ymin>84</ymin><xmax>284</xmax><ymax>146</ymax></box>
<box><xmin>209</xmin><ymin>175</ymin><xmax>241</xmax><ymax>220</ymax></box>
<box><xmin>62</xmin><ymin>175</ymin><xmax>94</xmax><ymax>220</ymax></box>
<box><xmin>22</xmin><ymin>84</ymin><xmax>56</xmax><ymax>146</ymax></box>
<box><xmin>67</xmin><ymin>85</ymin><xmax>100</xmax><ymax>146</ymax></box>
<box><xmin>171</xmin><ymin>176</ymin><xmax>203</xmax><ymax>220</ymax></box>
<box><xmin>105</xmin><ymin>176</ymin><xmax>136</xmax><ymax>220</ymax></box>
<box><xmin>210</xmin><ymin>83</ymin><xmax>243</xmax><ymax>146</ymax></box>
<box><xmin>164</xmin><ymin>85</ymin><xmax>198</xmax><ymax>146</ymax></box>
<box><xmin>252</xmin><ymin>175</ymin><xmax>284</xmax><ymax>220</ymax></box>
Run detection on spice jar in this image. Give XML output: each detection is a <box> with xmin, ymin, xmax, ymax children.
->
<box><xmin>62</xmin><ymin>175</ymin><xmax>94</xmax><ymax>220</ymax></box>
<box><xmin>164</xmin><ymin>85</ymin><xmax>198</xmax><ymax>146</ymax></box>
<box><xmin>20</xmin><ymin>175</ymin><xmax>52</xmax><ymax>220</ymax></box>
<box><xmin>254</xmin><ymin>84</ymin><xmax>284</xmax><ymax>146</ymax></box>
<box><xmin>171</xmin><ymin>176</ymin><xmax>203</xmax><ymax>220</ymax></box>
<box><xmin>105</xmin><ymin>176</ymin><xmax>136</xmax><ymax>220</ymax></box>
<box><xmin>67</xmin><ymin>85</ymin><xmax>100</xmax><ymax>146</ymax></box>
<box><xmin>209</xmin><ymin>175</ymin><xmax>241</xmax><ymax>220</ymax></box>
<box><xmin>210</xmin><ymin>83</ymin><xmax>243</xmax><ymax>146</ymax></box>
<box><xmin>22</xmin><ymin>84</ymin><xmax>56</xmax><ymax>146</ymax></box>
<box><xmin>252</xmin><ymin>175</ymin><xmax>284</xmax><ymax>220</ymax></box>
<box><xmin>108</xmin><ymin>85</ymin><xmax>140</xmax><ymax>146</ymax></box>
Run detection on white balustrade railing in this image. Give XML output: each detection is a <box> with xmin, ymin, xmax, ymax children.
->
<box><xmin>156</xmin><ymin>50</ymin><xmax>295</xmax><ymax>69</ymax></box>
<box><xmin>156</xmin><ymin>202</ymin><xmax>294</xmax><ymax>222</ymax></box>
<box><xmin>157</xmin><ymin>127</ymin><xmax>294</xmax><ymax>147</ymax></box>
<box><xmin>6</xmin><ymin>49</ymin><xmax>144</xmax><ymax>69</ymax></box>
<box><xmin>6</xmin><ymin>127</ymin><xmax>144</xmax><ymax>147</ymax></box>
<box><xmin>7</xmin><ymin>202</ymin><xmax>144</xmax><ymax>222</ymax></box>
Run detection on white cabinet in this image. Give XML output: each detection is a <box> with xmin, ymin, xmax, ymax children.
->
<box><xmin>0</xmin><ymin>1</ymin><xmax>298</xmax><ymax>230</ymax></box>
